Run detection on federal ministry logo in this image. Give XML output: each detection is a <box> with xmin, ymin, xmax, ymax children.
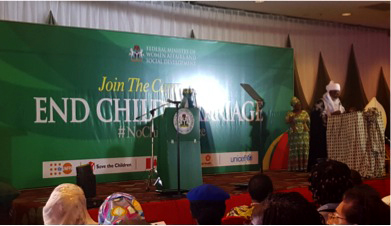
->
<box><xmin>129</xmin><ymin>45</ymin><xmax>143</xmax><ymax>62</ymax></box>
<box><xmin>173</xmin><ymin>109</ymin><xmax>194</xmax><ymax>135</ymax></box>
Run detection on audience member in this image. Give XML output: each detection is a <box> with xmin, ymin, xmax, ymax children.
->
<box><xmin>187</xmin><ymin>184</ymin><xmax>230</xmax><ymax>225</ymax></box>
<box><xmin>328</xmin><ymin>184</ymin><xmax>390</xmax><ymax>225</ymax></box>
<box><xmin>42</xmin><ymin>183</ymin><xmax>97</xmax><ymax>225</ymax></box>
<box><xmin>308</xmin><ymin>159</ymin><xmax>353</xmax><ymax>222</ymax></box>
<box><xmin>251</xmin><ymin>192</ymin><xmax>324</xmax><ymax>225</ymax></box>
<box><xmin>226</xmin><ymin>173</ymin><xmax>273</xmax><ymax>220</ymax></box>
<box><xmin>350</xmin><ymin>169</ymin><xmax>362</xmax><ymax>186</ymax></box>
<box><xmin>98</xmin><ymin>192</ymin><xmax>147</xmax><ymax>225</ymax></box>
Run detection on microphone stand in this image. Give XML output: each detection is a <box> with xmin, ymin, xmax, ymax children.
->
<box><xmin>137</xmin><ymin>103</ymin><xmax>169</xmax><ymax>191</ymax></box>
<box><xmin>174</xmin><ymin>101</ymin><xmax>182</xmax><ymax>195</ymax></box>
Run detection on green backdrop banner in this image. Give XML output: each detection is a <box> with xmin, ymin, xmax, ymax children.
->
<box><xmin>0</xmin><ymin>21</ymin><xmax>293</xmax><ymax>189</ymax></box>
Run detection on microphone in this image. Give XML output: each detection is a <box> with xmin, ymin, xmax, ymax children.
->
<box><xmin>167</xmin><ymin>99</ymin><xmax>181</xmax><ymax>104</ymax></box>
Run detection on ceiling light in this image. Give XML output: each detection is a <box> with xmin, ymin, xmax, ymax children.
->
<box><xmin>255</xmin><ymin>0</ymin><xmax>265</xmax><ymax>3</ymax></box>
<box><xmin>342</xmin><ymin>12</ymin><xmax>351</xmax><ymax>16</ymax></box>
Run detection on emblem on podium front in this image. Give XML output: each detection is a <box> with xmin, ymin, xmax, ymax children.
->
<box><xmin>173</xmin><ymin>109</ymin><xmax>194</xmax><ymax>135</ymax></box>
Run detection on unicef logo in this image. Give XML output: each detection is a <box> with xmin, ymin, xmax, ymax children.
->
<box><xmin>173</xmin><ymin>109</ymin><xmax>194</xmax><ymax>135</ymax></box>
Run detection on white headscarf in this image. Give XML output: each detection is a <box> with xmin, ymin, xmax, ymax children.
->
<box><xmin>43</xmin><ymin>183</ymin><xmax>97</xmax><ymax>225</ymax></box>
<box><xmin>322</xmin><ymin>81</ymin><xmax>345</xmax><ymax>116</ymax></box>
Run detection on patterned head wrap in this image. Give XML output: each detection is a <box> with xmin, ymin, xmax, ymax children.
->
<box><xmin>98</xmin><ymin>192</ymin><xmax>146</xmax><ymax>225</ymax></box>
<box><xmin>290</xmin><ymin>96</ymin><xmax>301</xmax><ymax>107</ymax></box>
<box><xmin>43</xmin><ymin>183</ymin><xmax>97</xmax><ymax>225</ymax></box>
<box><xmin>308</xmin><ymin>160</ymin><xmax>353</xmax><ymax>205</ymax></box>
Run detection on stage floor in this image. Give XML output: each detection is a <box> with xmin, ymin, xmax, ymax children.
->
<box><xmin>13</xmin><ymin>170</ymin><xmax>309</xmax><ymax>205</ymax></box>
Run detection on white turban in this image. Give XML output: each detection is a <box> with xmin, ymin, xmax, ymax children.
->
<box><xmin>43</xmin><ymin>183</ymin><xmax>97</xmax><ymax>225</ymax></box>
<box><xmin>326</xmin><ymin>81</ymin><xmax>341</xmax><ymax>91</ymax></box>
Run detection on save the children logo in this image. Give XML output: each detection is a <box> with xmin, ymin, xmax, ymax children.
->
<box><xmin>129</xmin><ymin>45</ymin><xmax>143</xmax><ymax>62</ymax></box>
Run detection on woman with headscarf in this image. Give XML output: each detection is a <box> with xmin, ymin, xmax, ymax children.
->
<box><xmin>42</xmin><ymin>183</ymin><xmax>97</xmax><ymax>225</ymax></box>
<box><xmin>98</xmin><ymin>192</ymin><xmax>148</xmax><ymax>225</ymax></box>
<box><xmin>307</xmin><ymin>81</ymin><xmax>345</xmax><ymax>172</ymax></box>
<box><xmin>285</xmin><ymin>96</ymin><xmax>310</xmax><ymax>172</ymax></box>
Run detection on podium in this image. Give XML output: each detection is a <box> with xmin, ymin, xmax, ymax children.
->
<box><xmin>155</xmin><ymin>107</ymin><xmax>203</xmax><ymax>191</ymax></box>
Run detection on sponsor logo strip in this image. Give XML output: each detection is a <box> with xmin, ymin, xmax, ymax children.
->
<box><xmin>43</xmin><ymin>151</ymin><xmax>257</xmax><ymax>178</ymax></box>
<box><xmin>201</xmin><ymin>151</ymin><xmax>258</xmax><ymax>168</ymax></box>
<box><xmin>43</xmin><ymin>156</ymin><xmax>152</xmax><ymax>178</ymax></box>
